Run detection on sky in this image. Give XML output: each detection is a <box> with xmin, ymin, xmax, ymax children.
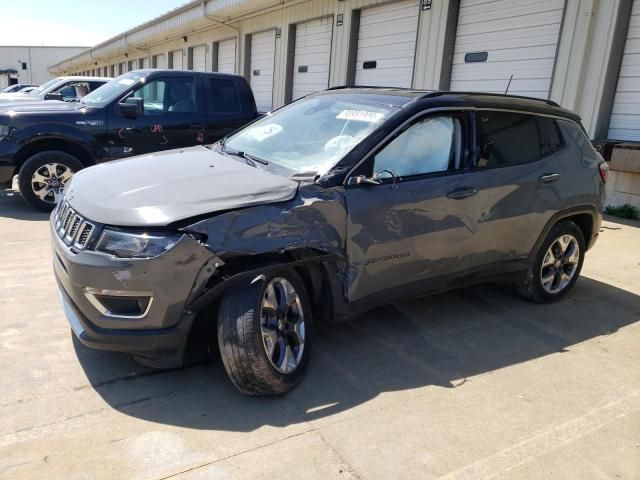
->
<box><xmin>0</xmin><ymin>0</ymin><xmax>188</xmax><ymax>47</ymax></box>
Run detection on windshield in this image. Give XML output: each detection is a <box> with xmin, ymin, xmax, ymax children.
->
<box><xmin>29</xmin><ymin>78</ymin><xmax>61</xmax><ymax>97</ymax></box>
<box><xmin>223</xmin><ymin>94</ymin><xmax>399</xmax><ymax>175</ymax></box>
<box><xmin>82</xmin><ymin>72</ymin><xmax>146</xmax><ymax>107</ymax></box>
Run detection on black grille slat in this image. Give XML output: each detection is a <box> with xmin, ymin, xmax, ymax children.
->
<box><xmin>54</xmin><ymin>201</ymin><xmax>97</xmax><ymax>252</ymax></box>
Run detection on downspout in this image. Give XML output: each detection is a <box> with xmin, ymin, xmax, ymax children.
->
<box><xmin>201</xmin><ymin>0</ymin><xmax>241</xmax><ymax>73</ymax></box>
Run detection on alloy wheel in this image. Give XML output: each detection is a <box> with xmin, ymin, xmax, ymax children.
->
<box><xmin>260</xmin><ymin>277</ymin><xmax>306</xmax><ymax>374</ymax></box>
<box><xmin>540</xmin><ymin>234</ymin><xmax>580</xmax><ymax>294</ymax></box>
<box><xmin>31</xmin><ymin>163</ymin><xmax>74</xmax><ymax>205</ymax></box>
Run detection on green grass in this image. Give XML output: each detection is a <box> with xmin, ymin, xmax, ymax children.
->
<box><xmin>605</xmin><ymin>203</ymin><xmax>640</xmax><ymax>220</ymax></box>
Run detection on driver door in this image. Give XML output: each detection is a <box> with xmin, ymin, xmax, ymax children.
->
<box><xmin>106</xmin><ymin>75</ymin><xmax>204</xmax><ymax>158</ymax></box>
<box><xmin>344</xmin><ymin>112</ymin><xmax>478</xmax><ymax>304</ymax></box>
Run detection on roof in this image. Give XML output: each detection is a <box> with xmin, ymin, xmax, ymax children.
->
<box><xmin>0</xmin><ymin>68</ymin><xmax>18</xmax><ymax>74</ymax></box>
<box><xmin>315</xmin><ymin>87</ymin><xmax>580</xmax><ymax>122</ymax></box>
<box><xmin>58</xmin><ymin>76</ymin><xmax>112</xmax><ymax>81</ymax></box>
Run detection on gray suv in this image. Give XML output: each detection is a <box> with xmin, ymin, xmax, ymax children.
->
<box><xmin>51</xmin><ymin>88</ymin><xmax>607</xmax><ymax>396</ymax></box>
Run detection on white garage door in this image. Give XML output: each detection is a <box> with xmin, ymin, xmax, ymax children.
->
<box><xmin>140</xmin><ymin>57</ymin><xmax>148</xmax><ymax>69</ymax></box>
<box><xmin>355</xmin><ymin>0</ymin><xmax>420</xmax><ymax>88</ymax></box>
<box><xmin>192</xmin><ymin>45</ymin><xmax>206</xmax><ymax>71</ymax></box>
<box><xmin>609</xmin><ymin>1</ymin><xmax>640</xmax><ymax>141</ymax></box>
<box><xmin>171</xmin><ymin>49</ymin><xmax>184</xmax><ymax>70</ymax></box>
<box><xmin>292</xmin><ymin>17</ymin><xmax>333</xmax><ymax>100</ymax></box>
<box><xmin>250</xmin><ymin>30</ymin><xmax>276</xmax><ymax>111</ymax></box>
<box><xmin>218</xmin><ymin>38</ymin><xmax>237</xmax><ymax>74</ymax></box>
<box><xmin>450</xmin><ymin>0</ymin><xmax>564</xmax><ymax>99</ymax></box>
<box><xmin>154</xmin><ymin>54</ymin><xmax>166</xmax><ymax>69</ymax></box>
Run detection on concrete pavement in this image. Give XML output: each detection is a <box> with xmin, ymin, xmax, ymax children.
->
<box><xmin>1</xmin><ymin>188</ymin><xmax>639</xmax><ymax>480</ymax></box>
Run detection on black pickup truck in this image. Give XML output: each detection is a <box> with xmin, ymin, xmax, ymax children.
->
<box><xmin>0</xmin><ymin>70</ymin><xmax>259</xmax><ymax>210</ymax></box>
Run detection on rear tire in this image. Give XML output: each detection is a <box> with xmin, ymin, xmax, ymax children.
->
<box><xmin>18</xmin><ymin>151</ymin><xmax>83</xmax><ymax>212</ymax></box>
<box><xmin>217</xmin><ymin>269</ymin><xmax>312</xmax><ymax>396</ymax></box>
<box><xmin>517</xmin><ymin>220</ymin><xmax>585</xmax><ymax>303</ymax></box>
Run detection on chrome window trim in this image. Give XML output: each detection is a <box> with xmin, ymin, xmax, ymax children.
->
<box><xmin>342</xmin><ymin>106</ymin><xmax>586</xmax><ymax>187</ymax></box>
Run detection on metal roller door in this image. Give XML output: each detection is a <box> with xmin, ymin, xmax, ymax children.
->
<box><xmin>354</xmin><ymin>0</ymin><xmax>420</xmax><ymax>88</ymax></box>
<box><xmin>218</xmin><ymin>38</ymin><xmax>237</xmax><ymax>74</ymax></box>
<box><xmin>154</xmin><ymin>54</ymin><xmax>166</xmax><ymax>69</ymax></box>
<box><xmin>609</xmin><ymin>1</ymin><xmax>640</xmax><ymax>141</ymax></box>
<box><xmin>450</xmin><ymin>0</ymin><xmax>564</xmax><ymax>99</ymax></box>
<box><xmin>171</xmin><ymin>49</ymin><xmax>183</xmax><ymax>70</ymax></box>
<box><xmin>192</xmin><ymin>45</ymin><xmax>206</xmax><ymax>71</ymax></box>
<box><xmin>250</xmin><ymin>30</ymin><xmax>276</xmax><ymax>111</ymax></box>
<box><xmin>292</xmin><ymin>17</ymin><xmax>333</xmax><ymax>100</ymax></box>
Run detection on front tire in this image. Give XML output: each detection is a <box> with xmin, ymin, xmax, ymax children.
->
<box><xmin>517</xmin><ymin>220</ymin><xmax>585</xmax><ymax>303</ymax></box>
<box><xmin>18</xmin><ymin>151</ymin><xmax>83</xmax><ymax>212</ymax></box>
<box><xmin>217</xmin><ymin>269</ymin><xmax>312</xmax><ymax>396</ymax></box>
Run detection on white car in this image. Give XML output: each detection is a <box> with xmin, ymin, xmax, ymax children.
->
<box><xmin>0</xmin><ymin>76</ymin><xmax>110</xmax><ymax>106</ymax></box>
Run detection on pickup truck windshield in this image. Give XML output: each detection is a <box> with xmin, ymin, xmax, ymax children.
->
<box><xmin>28</xmin><ymin>78</ymin><xmax>60</xmax><ymax>97</ymax></box>
<box><xmin>223</xmin><ymin>94</ymin><xmax>399</xmax><ymax>176</ymax></box>
<box><xmin>82</xmin><ymin>72</ymin><xmax>146</xmax><ymax>108</ymax></box>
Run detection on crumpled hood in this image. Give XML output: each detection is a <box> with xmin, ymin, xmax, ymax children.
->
<box><xmin>65</xmin><ymin>146</ymin><xmax>299</xmax><ymax>227</ymax></box>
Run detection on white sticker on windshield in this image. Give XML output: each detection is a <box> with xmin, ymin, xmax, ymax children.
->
<box><xmin>336</xmin><ymin>110</ymin><xmax>385</xmax><ymax>123</ymax></box>
<box><xmin>118</xmin><ymin>79</ymin><xmax>135</xmax><ymax>86</ymax></box>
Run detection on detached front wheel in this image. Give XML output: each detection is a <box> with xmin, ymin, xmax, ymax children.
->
<box><xmin>18</xmin><ymin>151</ymin><xmax>83</xmax><ymax>212</ymax></box>
<box><xmin>217</xmin><ymin>270</ymin><xmax>312</xmax><ymax>395</ymax></box>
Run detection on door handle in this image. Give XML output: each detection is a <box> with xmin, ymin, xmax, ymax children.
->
<box><xmin>447</xmin><ymin>187</ymin><xmax>478</xmax><ymax>199</ymax></box>
<box><xmin>539</xmin><ymin>173</ymin><xmax>561</xmax><ymax>183</ymax></box>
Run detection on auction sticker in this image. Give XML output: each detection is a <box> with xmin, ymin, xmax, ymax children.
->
<box><xmin>336</xmin><ymin>110</ymin><xmax>385</xmax><ymax>123</ymax></box>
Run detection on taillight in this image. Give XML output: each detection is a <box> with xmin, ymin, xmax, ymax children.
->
<box><xmin>598</xmin><ymin>161</ymin><xmax>609</xmax><ymax>183</ymax></box>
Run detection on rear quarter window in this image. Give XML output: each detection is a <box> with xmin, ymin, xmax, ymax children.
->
<box><xmin>206</xmin><ymin>78</ymin><xmax>241</xmax><ymax>114</ymax></box>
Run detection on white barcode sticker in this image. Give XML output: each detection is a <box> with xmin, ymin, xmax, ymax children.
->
<box><xmin>336</xmin><ymin>110</ymin><xmax>385</xmax><ymax>123</ymax></box>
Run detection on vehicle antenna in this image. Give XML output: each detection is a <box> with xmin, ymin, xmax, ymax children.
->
<box><xmin>504</xmin><ymin>74</ymin><xmax>514</xmax><ymax>95</ymax></box>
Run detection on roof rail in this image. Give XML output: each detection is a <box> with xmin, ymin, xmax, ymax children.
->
<box><xmin>324</xmin><ymin>85</ymin><xmax>420</xmax><ymax>91</ymax></box>
<box><xmin>423</xmin><ymin>90</ymin><xmax>561</xmax><ymax>107</ymax></box>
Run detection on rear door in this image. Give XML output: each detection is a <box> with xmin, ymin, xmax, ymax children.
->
<box><xmin>106</xmin><ymin>74</ymin><xmax>205</xmax><ymax>157</ymax></box>
<box><xmin>203</xmin><ymin>76</ymin><xmax>255</xmax><ymax>143</ymax></box>
<box><xmin>462</xmin><ymin>110</ymin><xmax>569</xmax><ymax>268</ymax></box>
<box><xmin>344</xmin><ymin>112</ymin><xmax>477</xmax><ymax>304</ymax></box>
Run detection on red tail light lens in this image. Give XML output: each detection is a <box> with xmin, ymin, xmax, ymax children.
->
<box><xmin>598</xmin><ymin>161</ymin><xmax>609</xmax><ymax>183</ymax></box>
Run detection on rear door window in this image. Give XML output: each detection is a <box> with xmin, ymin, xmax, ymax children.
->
<box><xmin>475</xmin><ymin>112</ymin><xmax>540</xmax><ymax>168</ymax></box>
<box><xmin>206</xmin><ymin>78</ymin><xmax>241</xmax><ymax>114</ymax></box>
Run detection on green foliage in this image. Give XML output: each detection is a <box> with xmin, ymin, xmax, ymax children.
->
<box><xmin>605</xmin><ymin>203</ymin><xmax>640</xmax><ymax>220</ymax></box>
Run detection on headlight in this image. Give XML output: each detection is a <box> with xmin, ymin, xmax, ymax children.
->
<box><xmin>95</xmin><ymin>229</ymin><xmax>182</xmax><ymax>258</ymax></box>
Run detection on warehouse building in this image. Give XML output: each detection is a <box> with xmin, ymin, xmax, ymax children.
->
<box><xmin>49</xmin><ymin>0</ymin><xmax>639</xmax><ymax>207</ymax></box>
<box><xmin>0</xmin><ymin>45</ymin><xmax>87</xmax><ymax>88</ymax></box>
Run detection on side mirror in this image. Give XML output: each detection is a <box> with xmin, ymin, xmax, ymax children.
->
<box><xmin>44</xmin><ymin>92</ymin><xmax>64</xmax><ymax>102</ymax></box>
<box><xmin>118</xmin><ymin>97</ymin><xmax>144</xmax><ymax>117</ymax></box>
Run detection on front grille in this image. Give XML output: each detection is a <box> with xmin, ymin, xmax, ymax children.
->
<box><xmin>54</xmin><ymin>202</ymin><xmax>98</xmax><ymax>251</ymax></box>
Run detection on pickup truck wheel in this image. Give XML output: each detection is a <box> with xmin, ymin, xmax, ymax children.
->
<box><xmin>217</xmin><ymin>270</ymin><xmax>312</xmax><ymax>396</ymax></box>
<box><xmin>18</xmin><ymin>151</ymin><xmax>83</xmax><ymax>212</ymax></box>
<box><xmin>517</xmin><ymin>220</ymin><xmax>585</xmax><ymax>303</ymax></box>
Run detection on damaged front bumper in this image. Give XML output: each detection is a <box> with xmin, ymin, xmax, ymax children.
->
<box><xmin>51</xmin><ymin>216</ymin><xmax>218</xmax><ymax>368</ymax></box>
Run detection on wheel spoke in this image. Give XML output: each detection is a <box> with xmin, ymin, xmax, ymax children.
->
<box><xmin>46</xmin><ymin>163</ymin><xmax>58</xmax><ymax>177</ymax></box>
<box><xmin>58</xmin><ymin>167</ymin><xmax>74</xmax><ymax>182</ymax></box>
<box><xmin>541</xmin><ymin>268</ymin><xmax>555</xmax><ymax>287</ymax></box>
<box><xmin>263</xmin><ymin>283</ymin><xmax>278</xmax><ymax>313</ymax></box>
<box><xmin>261</xmin><ymin>327</ymin><xmax>278</xmax><ymax>359</ymax></box>
<box><xmin>33</xmin><ymin>184</ymin><xmax>51</xmax><ymax>200</ymax></box>
<box><xmin>279</xmin><ymin>344</ymin><xmax>294</xmax><ymax>373</ymax></box>
<box><xmin>32</xmin><ymin>171</ymin><xmax>48</xmax><ymax>185</ymax></box>
<box><xmin>542</xmin><ymin>250</ymin><xmax>555</xmax><ymax>268</ymax></box>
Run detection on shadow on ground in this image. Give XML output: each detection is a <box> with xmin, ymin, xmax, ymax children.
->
<box><xmin>73</xmin><ymin>275</ymin><xmax>640</xmax><ymax>432</ymax></box>
<box><xmin>0</xmin><ymin>189</ymin><xmax>49</xmax><ymax>221</ymax></box>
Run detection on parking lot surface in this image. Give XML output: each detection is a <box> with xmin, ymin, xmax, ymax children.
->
<box><xmin>1</xmin><ymin>188</ymin><xmax>639</xmax><ymax>480</ymax></box>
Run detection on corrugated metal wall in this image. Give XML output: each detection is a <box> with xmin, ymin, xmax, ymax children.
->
<box><xmin>55</xmin><ymin>0</ymin><xmax>626</xmax><ymax>136</ymax></box>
